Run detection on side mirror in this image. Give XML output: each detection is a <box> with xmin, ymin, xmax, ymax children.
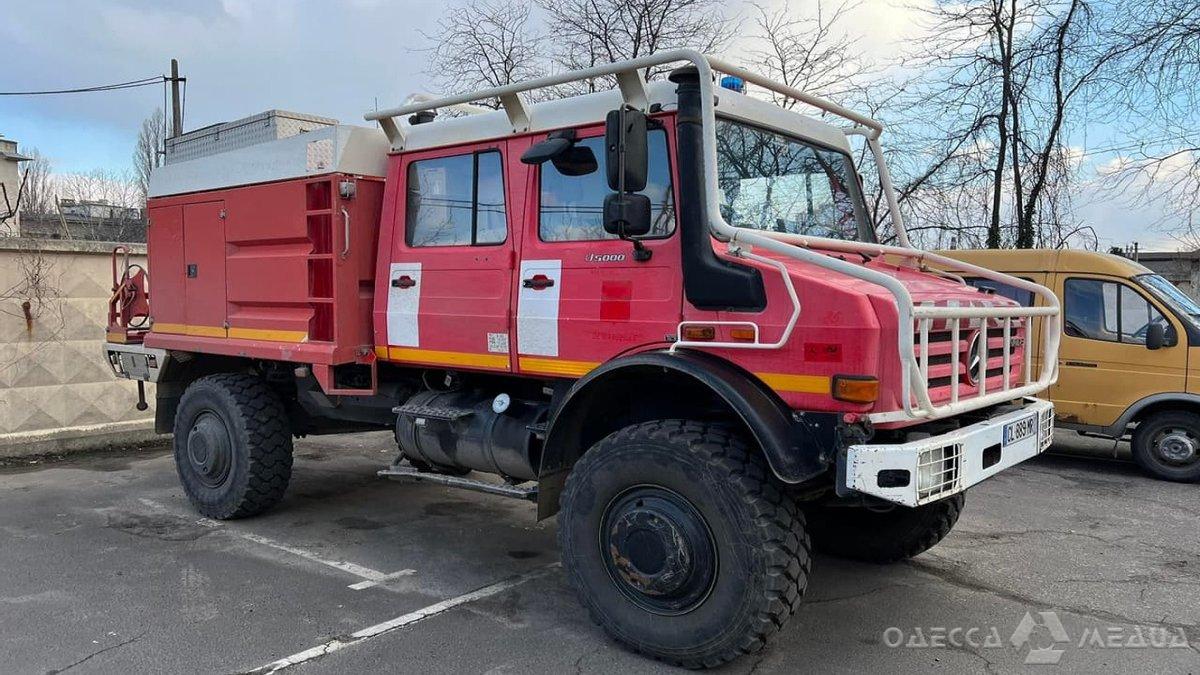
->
<box><xmin>550</xmin><ymin>145</ymin><xmax>598</xmax><ymax>177</ymax></box>
<box><xmin>605</xmin><ymin>108</ymin><xmax>648</xmax><ymax>192</ymax></box>
<box><xmin>521</xmin><ymin>130</ymin><xmax>578</xmax><ymax>166</ymax></box>
<box><xmin>1146</xmin><ymin>322</ymin><xmax>1166</xmax><ymax>350</ymax></box>
<box><xmin>603</xmin><ymin>193</ymin><xmax>652</xmax><ymax>237</ymax></box>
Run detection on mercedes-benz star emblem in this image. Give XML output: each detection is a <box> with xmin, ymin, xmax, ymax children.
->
<box><xmin>964</xmin><ymin>332</ymin><xmax>983</xmax><ymax>385</ymax></box>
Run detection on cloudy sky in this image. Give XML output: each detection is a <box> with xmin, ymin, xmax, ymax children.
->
<box><xmin>0</xmin><ymin>0</ymin><xmax>1178</xmax><ymax>250</ymax></box>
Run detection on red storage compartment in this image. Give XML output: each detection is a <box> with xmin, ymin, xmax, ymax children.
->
<box><xmin>144</xmin><ymin>173</ymin><xmax>385</xmax><ymax>366</ymax></box>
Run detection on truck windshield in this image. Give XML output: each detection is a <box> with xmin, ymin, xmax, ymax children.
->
<box><xmin>1136</xmin><ymin>273</ymin><xmax>1200</xmax><ymax>330</ymax></box>
<box><xmin>715</xmin><ymin>119</ymin><xmax>874</xmax><ymax>242</ymax></box>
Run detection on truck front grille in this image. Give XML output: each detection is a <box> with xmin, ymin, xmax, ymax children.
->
<box><xmin>914</xmin><ymin>318</ymin><xmax>1028</xmax><ymax>406</ymax></box>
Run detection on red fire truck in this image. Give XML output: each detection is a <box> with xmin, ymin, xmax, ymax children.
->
<box><xmin>105</xmin><ymin>51</ymin><xmax>1060</xmax><ymax>667</ymax></box>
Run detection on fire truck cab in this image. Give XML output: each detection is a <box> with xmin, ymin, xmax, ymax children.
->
<box><xmin>105</xmin><ymin>51</ymin><xmax>1060</xmax><ymax>667</ymax></box>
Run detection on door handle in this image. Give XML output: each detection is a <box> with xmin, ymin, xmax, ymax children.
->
<box><xmin>340</xmin><ymin>207</ymin><xmax>351</xmax><ymax>259</ymax></box>
<box><xmin>522</xmin><ymin>274</ymin><xmax>555</xmax><ymax>290</ymax></box>
<box><xmin>392</xmin><ymin>275</ymin><xmax>416</xmax><ymax>289</ymax></box>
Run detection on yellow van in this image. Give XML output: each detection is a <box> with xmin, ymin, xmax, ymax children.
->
<box><xmin>938</xmin><ymin>249</ymin><xmax>1200</xmax><ymax>482</ymax></box>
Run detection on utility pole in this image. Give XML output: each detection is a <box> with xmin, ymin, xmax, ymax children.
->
<box><xmin>170</xmin><ymin>59</ymin><xmax>183</xmax><ymax>138</ymax></box>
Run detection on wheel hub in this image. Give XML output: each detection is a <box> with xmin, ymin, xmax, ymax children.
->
<box><xmin>601</xmin><ymin>487</ymin><xmax>716</xmax><ymax>615</ymax></box>
<box><xmin>1155</xmin><ymin>429</ymin><xmax>1198</xmax><ymax>465</ymax></box>
<box><xmin>187</xmin><ymin>411</ymin><xmax>233</xmax><ymax>488</ymax></box>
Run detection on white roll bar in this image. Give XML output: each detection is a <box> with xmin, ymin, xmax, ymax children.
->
<box><xmin>365</xmin><ymin>50</ymin><xmax>1061</xmax><ymax>423</ymax></box>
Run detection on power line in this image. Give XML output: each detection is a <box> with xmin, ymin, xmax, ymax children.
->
<box><xmin>0</xmin><ymin>76</ymin><xmax>166</xmax><ymax>96</ymax></box>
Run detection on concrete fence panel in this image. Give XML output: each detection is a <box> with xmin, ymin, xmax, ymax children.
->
<box><xmin>0</xmin><ymin>239</ymin><xmax>157</xmax><ymax>457</ymax></box>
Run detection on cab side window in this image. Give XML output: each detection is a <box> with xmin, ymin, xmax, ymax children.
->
<box><xmin>406</xmin><ymin>150</ymin><xmax>506</xmax><ymax>247</ymax></box>
<box><xmin>1064</xmin><ymin>278</ymin><xmax>1166</xmax><ymax>344</ymax></box>
<box><xmin>539</xmin><ymin>130</ymin><xmax>674</xmax><ymax>242</ymax></box>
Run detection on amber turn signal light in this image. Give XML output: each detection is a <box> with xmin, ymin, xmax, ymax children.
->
<box><xmin>832</xmin><ymin>375</ymin><xmax>879</xmax><ymax>403</ymax></box>
<box><xmin>729</xmin><ymin>327</ymin><xmax>757</xmax><ymax>341</ymax></box>
<box><xmin>681</xmin><ymin>325</ymin><xmax>716</xmax><ymax>341</ymax></box>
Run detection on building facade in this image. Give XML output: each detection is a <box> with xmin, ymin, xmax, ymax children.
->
<box><xmin>0</xmin><ymin>135</ymin><xmax>31</xmax><ymax>237</ymax></box>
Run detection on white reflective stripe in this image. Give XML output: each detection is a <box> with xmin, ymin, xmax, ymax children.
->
<box><xmin>516</xmin><ymin>259</ymin><xmax>561</xmax><ymax>357</ymax></box>
<box><xmin>387</xmin><ymin>262</ymin><xmax>421</xmax><ymax>347</ymax></box>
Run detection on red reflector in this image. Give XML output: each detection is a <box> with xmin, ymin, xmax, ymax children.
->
<box><xmin>805</xmin><ymin>342</ymin><xmax>843</xmax><ymax>362</ymax></box>
<box><xmin>682</xmin><ymin>325</ymin><xmax>716</xmax><ymax>341</ymax></box>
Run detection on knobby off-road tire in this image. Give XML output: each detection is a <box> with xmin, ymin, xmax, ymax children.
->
<box><xmin>173</xmin><ymin>373</ymin><xmax>293</xmax><ymax>520</ymax></box>
<box><xmin>804</xmin><ymin>493</ymin><xmax>964</xmax><ymax>564</ymax></box>
<box><xmin>558</xmin><ymin>420</ymin><xmax>811</xmax><ymax>669</ymax></box>
<box><xmin>1131</xmin><ymin>411</ymin><xmax>1200</xmax><ymax>483</ymax></box>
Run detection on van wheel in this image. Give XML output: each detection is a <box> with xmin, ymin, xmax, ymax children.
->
<box><xmin>1132</xmin><ymin>411</ymin><xmax>1200</xmax><ymax>482</ymax></box>
<box><xmin>804</xmin><ymin>494</ymin><xmax>964</xmax><ymax>564</ymax></box>
<box><xmin>173</xmin><ymin>373</ymin><xmax>294</xmax><ymax>519</ymax></box>
<box><xmin>558</xmin><ymin>420</ymin><xmax>810</xmax><ymax>668</ymax></box>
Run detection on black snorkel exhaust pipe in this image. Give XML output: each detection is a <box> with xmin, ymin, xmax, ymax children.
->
<box><xmin>669</xmin><ymin>66</ymin><xmax>766</xmax><ymax>312</ymax></box>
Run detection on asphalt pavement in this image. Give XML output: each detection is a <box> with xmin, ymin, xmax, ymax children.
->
<box><xmin>0</xmin><ymin>431</ymin><xmax>1197</xmax><ymax>674</ymax></box>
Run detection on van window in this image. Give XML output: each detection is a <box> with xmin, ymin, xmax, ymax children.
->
<box><xmin>1064</xmin><ymin>278</ymin><xmax>1166</xmax><ymax>344</ymax></box>
<box><xmin>406</xmin><ymin>151</ymin><xmax>506</xmax><ymax>247</ymax></box>
<box><xmin>964</xmin><ymin>277</ymin><xmax>1035</xmax><ymax>306</ymax></box>
<box><xmin>539</xmin><ymin>130</ymin><xmax>674</xmax><ymax>242</ymax></box>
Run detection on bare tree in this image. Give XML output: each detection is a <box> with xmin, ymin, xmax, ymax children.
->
<box><xmin>20</xmin><ymin>149</ymin><xmax>54</xmax><ymax>217</ymax></box>
<box><xmin>893</xmin><ymin>0</ymin><xmax>1117</xmax><ymax>249</ymax></box>
<box><xmin>747</xmin><ymin>1</ymin><xmax>874</xmax><ymax>108</ymax></box>
<box><xmin>537</xmin><ymin>0</ymin><xmax>735</xmax><ymax>92</ymax></box>
<box><xmin>133</xmin><ymin>108</ymin><xmax>165</xmax><ymax>201</ymax></box>
<box><xmin>1101</xmin><ymin>0</ymin><xmax>1200</xmax><ymax>225</ymax></box>
<box><xmin>423</xmin><ymin>0</ymin><xmax>544</xmax><ymax>108</ymax></box>
<box><xmin>55</xmin><ymin>169</ymin><xmax>145</xmax><ymax>242</ymax></box>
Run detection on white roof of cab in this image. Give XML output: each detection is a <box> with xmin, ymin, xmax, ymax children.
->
<box><xmin>148</xmin><ymin>80</ymin><xmax>852</xmax><ymax>198</ymax></box>
<box><xmin>399</xmin><ymin>80</ymin><xmax>852</xmax><ymax>154</ymax></box>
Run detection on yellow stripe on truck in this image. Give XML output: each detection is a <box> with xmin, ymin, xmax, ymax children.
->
<box><xmin>228</xmin><ymin>326</ymin><xmax>308</xmax><ymax>343</ymax></box>
<box><xmin>153</xmin><ymin>323</ymin><xmax>308</xmax><ymax>342</ymax></box>
<box><xmin>383</xmin><ymin>346</ymin><xmax>510</xmax><ymax>370</ymax></box>
<box><xmin>518</xmin><ymin>357</ymin><xmax>600</xmax><ymax>377</ymax></box>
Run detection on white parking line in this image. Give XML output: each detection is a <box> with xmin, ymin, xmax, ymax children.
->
<box><xmin>248</xmin><ymin>563</ymin><xmax>561</xmax><ymax>674</ymax></box>
<box><xmin>136</xmin><ymin>498</ymin><xmax>414</xmax><ymax>589</ymax></box>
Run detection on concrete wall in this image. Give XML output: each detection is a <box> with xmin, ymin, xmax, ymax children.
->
<box><xmin>0</xmin><ymin>238</ymin><xmax>158</xmax><ymax>457</ymax></box>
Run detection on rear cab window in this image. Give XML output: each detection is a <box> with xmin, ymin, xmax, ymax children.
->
<box><xmin>406</xmin><ymin>150</ymin><xmax>506</xmax><ymax>246</ymax></box>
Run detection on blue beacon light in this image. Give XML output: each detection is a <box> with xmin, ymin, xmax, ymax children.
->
<box><xmin>719</xmin><ymin>76</ymin><xmax>745</xmax><ymax>93</ymax></box>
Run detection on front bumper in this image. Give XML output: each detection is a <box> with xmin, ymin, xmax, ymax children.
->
<box><xmin>844</xmin><ymin>398</ymin><xmax>1054</xmax><ymax>507</ymax></box>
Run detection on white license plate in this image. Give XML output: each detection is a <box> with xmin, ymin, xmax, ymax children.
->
<box><xmin>1003</xmin><ymin>414</ymin><xmax>1038</xmax><ymax>446</ymax></box>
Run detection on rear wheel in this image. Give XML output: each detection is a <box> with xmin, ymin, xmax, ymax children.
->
<box><xmin>804</xmin><ymin>494</ymin><xmax>964</xmax><ymax>564</ymax></box>
<box><xmin>558</xmin><ymin>420</ymin><xmax>810</xmax><ymax>668</ymax></box>
<box><xmin>1131</xmin><ymin>411</ymin><xmax>1200</xmax><ymax>482</ymax></box>
<box><xmin>173</xmin><ymin>373</ymin><xmax>293</xmax><ymax>519</ymax></box>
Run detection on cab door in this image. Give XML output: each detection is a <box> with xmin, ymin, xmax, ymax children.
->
<box><xmin>382</xmin><ymin>143</ymin><xmax>515</xmax><ymax>372</ymax></box>
<box><xmin>515</xmin><ymin>124</ymin><xmax>682</xmax><ymax>378</ymax></box>
<box><xmin>1051</xmin><ymin>274</ymin><xmax>1188</xmax><ymax>427</ymax></box>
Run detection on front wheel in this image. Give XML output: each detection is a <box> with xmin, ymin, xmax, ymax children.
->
<box><xmin>804</xmin><ymin>494</ymin><xmax>964</xmax><ymax>564</ymax></box>
<box><xmin>558</xmin><ymin>421</ymin><xmax>810</xmax><ymax>669</ymax></box>
<box><xmin>1131</xmin><ymin>411</ymin><xmax>1200</xmax><ymax>482</ymax></box>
